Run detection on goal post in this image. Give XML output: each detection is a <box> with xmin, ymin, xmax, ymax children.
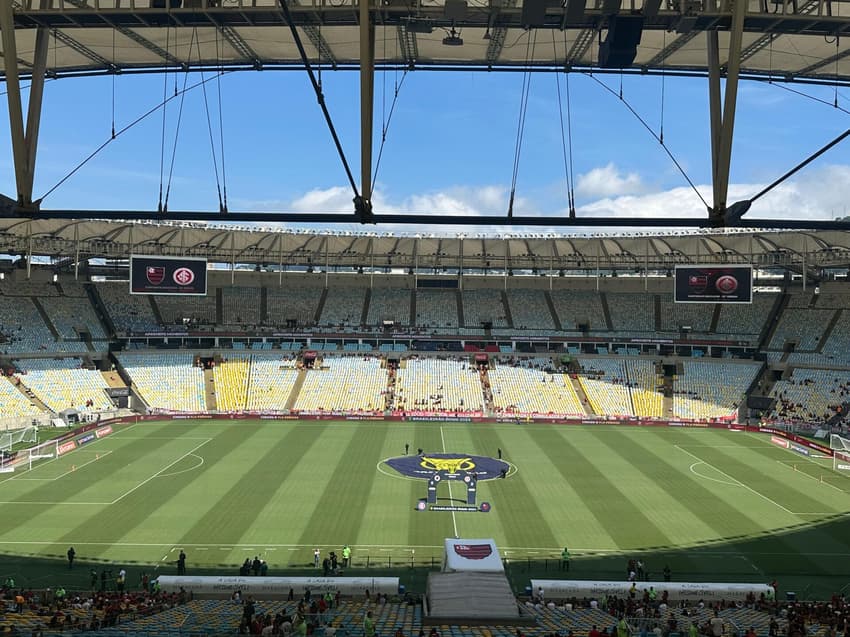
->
<box><xmin>0</xmin><ymin>425</ymin><xmax>38</xmax><ymax>453</ymax></box>
<box><xmin>830</xmin><ymin>434</ymin><xmax>850</xmax><ymax>472</ymax></box>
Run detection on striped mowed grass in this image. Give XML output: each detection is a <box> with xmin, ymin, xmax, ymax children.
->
<box><xmin>1</xmin><ymin>420</ymin><xmax>850</xmax><ymax>596</ymax></box>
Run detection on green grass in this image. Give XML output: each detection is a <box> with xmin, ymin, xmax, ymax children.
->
<box><xmin>2</xmin><ymin>420</ymin><xmax>850</xmax><ymax>599</ymax></box>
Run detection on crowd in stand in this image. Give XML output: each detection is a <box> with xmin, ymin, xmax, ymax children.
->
<box><xmin>0</xmin><ymin>579</ymin><xmax>189</xmax><ymax>633</ymax></box>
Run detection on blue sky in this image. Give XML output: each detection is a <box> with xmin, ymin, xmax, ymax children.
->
<box><xmin>2</xmin><ymin>65</ymin><xmax>850</xmax><ymax>230</ymax></box>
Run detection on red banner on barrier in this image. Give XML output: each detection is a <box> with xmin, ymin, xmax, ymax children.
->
<box><xmin>57</xmin><ymin>440</ymin><xmax>77</xmax><ymax>455</ymax></box>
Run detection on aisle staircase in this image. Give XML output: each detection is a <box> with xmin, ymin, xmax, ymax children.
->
<box><xmin>285</xmin><ymin>369</ymin><xmax>308</xmax><ymax>410</ymax></box>
<box><xmin>569</xmin><ymin>375</ymin><xmax>593</xmax><ymax>415</ymax></box>
<box><xmin>203</xmin><ymin>368</ymin><xmax>217</xmax><ymax>410</ymax></box>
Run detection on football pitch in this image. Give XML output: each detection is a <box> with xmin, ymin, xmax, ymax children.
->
<box><xmin>2</xmin><ymin>420</ymin><xmax>850</xmax><ymax>598</ymax></box>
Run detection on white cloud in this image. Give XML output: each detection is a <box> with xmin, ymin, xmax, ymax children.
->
<box><xmin>576</xmin><ymin>164</ymin><xmax>849</xmax><ymax>222</ymax></box>
<box><xmin>575</xmin><ymin>163</ymin><xmax>645</xmax><ymax>199</ymax></box>
<box><xmin>230</xmin><ymin>163</ymin><xmax>848</xmax><ymax>234</ymax></box>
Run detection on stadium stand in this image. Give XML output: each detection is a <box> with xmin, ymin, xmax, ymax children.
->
<box><xmin>489</xmin><ymin>361</ymin><xmax>584</xmax><ymax>415</ymax></box>
<box><xmin>577</xmin><ymin>358</ymin><xmax>633</xmax><ymax>416</ymax></box>
<box><xmin>15</xmin><ymin>357</ymin><xmax>112</xmax><ymax>413</ymax></box>
<box><xmin>0</xmin><ymin>278</ymin><xmax>59</xmax><ymax>297</ymax></box>
<box><xmin>266</xmin><ymin>287</ymin><xmax>323</xmax><ymax>327</ymax></box>
<box><xmin>672</xmin><ymin>361</ymin><xmax>761</xmax><ymax>420</ymax></box>
<box><xmin>245</xmin><ymin>354</ymin><xmax>300</xmax><ymax>411</ymax></box>
<box><xmin>221</xmin><ymin>287</ymin><xmax>262</xmax><ymax>326</ymax></box>
<box><xmin>294</xmin><ymin>355</ymin><xmax>388</xmax><ymax>412</ymax></box>
<box><xmin>0</xmin><ymin>374</ymin><xmax>42</xmax><ymax>417</ymax></box>
<box><xmin>714</xmin><ymin>293</ymin><xmax>776</xmax><ymax>341</ymax></box>
<box><xmin>506</xmin><ymin>288</ymin><xmax>556</xmax><ymax>330</ymax></box>
<box><xmin>768</xmin><ymin>308</ymin><xmax>835</xmax><ymax>351</ymax></box>
<box><xmin>366</xmin><ymin>287</ymin><xmax>411</xmax><ymax>326</ymax></box>
<box><xmin>156</xmin><ymin>293</ymin><xmax>217</xmax><ymax>326</ymax></box>
<box><xmin>0</xmin><ymin>296</ymin><xmax>87</xmax><ymax>354</ymax></box>
<box><xmin>320</xmin><ymin>287</ymin><xmax>367</xmax><ymax>327</ymax></box>
<box><xmin>96</xmin><ymin>283</ymin><xmax>160</xmax><ymax>333</ymax></box>
<box><xmin>787</xmin><ymin>292</ymin><xmax>814</xmax><ymax>308</ymax></box>
<box><xmin>787</xmin><ymin>310</ymin><xmax>850</xmax><ymax>367</ymax></box>
<box><xmin>118</xmin><ymin>352</ymin><xmax>205</xmax><ymax>412</ymax></box>
<box><xmin>768</xmin><ymin>368</ymin><xmax>850</xmax><ymax>426</ymax></box>
<box><xmin>395</xmin><ymin>357</ymin><xmax>484</xmax><ymax>413</ymax></box>
<box><xmin>626</xmin><ymin>358</ymin><xmax>664</xmax><ymax>417</ymax></box>
<box><xmin>213</xmin><ymin>354</ymin><xmax>250</xmax><ymax>411</ymax></box>
<box><xmin>40</xmin><ymin>295</ymin><xmax>108</xmax><ymax>340</ymax></box>
<box><xmin>605</xmin><ymin>293</ymin><xmax>655</xmax><ymax>332</ymax></box>
<box><xmin>658</xmin><ymin>294</ymin><xmax>713</xmax><ymax>334</ymax></box>
<box><xmin>550</xmin><ymin>290</ymin><xmax>607</xmax><ymax>331</ymax></box>
<box><xmin>462</xmin><ymin>288</ymin><xmax>508</xmax><ymax>327</ymax></box>
<box><xmin>415</xmin><ymin>289</ymin><xmax>459</xmax><ymax>329</ymax></box>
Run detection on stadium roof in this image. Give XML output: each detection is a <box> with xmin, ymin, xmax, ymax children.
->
<box><xmin>4</xmin><ymin>0</ymin><xmax>850</xmax><ymax>230</ymax></box>
<box><xmin>3</xmin><ymin>218</ymin><xmax>850</xmax><ymax>272</ymax></box>
<box><xmin>7</xmin><ymin>1</ymin><xmax>850</xmax><ymax>83</ymax></box>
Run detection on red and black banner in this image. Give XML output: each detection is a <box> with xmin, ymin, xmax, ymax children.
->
<box><xmin>130</xmin><ymin>255</ymin><xmax>208</xmax><ymax>296</ymax></box>
<box><xmin>674</xmin><ymin>265</ymin><xmax>752</xmax><ymax>304</ymax></box>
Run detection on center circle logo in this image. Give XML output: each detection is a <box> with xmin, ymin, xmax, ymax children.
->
<box><xmin>173</xmin><ymin>267</ymin><xmax>195</xmax><ymax>286</ymax></box>
<box><xmin>384</xmin><ymin>453</ymin><xmax>509</xmax><ymax>480</ymax></box>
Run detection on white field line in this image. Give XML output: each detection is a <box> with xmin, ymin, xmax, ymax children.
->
<box><xmin>439</xmin><ymin>426</ymin><xmax>459</xmax><ymax>538</ymax></box>
<box><xmin>774</xmin><ymin>460</ymin><xmax>847</xmax><ymax>493</ymax></box>
<box><xmin>0</xmin><ymin>500</ymin><xmax>109</xmax><ymax>505</ymax></box>
<box><xmin>3</xmin><ymin>539</ymin><xmax>850</xmax><ymax>558</ymax></box>
<box><xmin>0</xmin><ymin>423</ymin><xmax>144</xmax><ymax>487</ymax></box>
<box><xmin>675</xmin><ymin>444</ymin><xmax>795</xmax><ymax>515</ymax></box>
<box><xmin>687</xmin><ymin>461</ymin><xmax>739</xmax><ymax>487</ymax></box>
<box><xmin>110</xmin><ymin>439</ymin><xmax>212</xmax><ymax>505</ymax></box>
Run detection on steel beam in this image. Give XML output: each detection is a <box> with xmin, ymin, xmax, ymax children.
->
<box><xmin>565</xmin><ymin>27</ymin><xmax>596</xmax><ymax>65</ymax></box>
<box><xmin>711</xmin><ymin>0</ymin><xmax>746</xmax><ymax>222</ymax></box>
<box><xmin>303</xmin><ymin>24</ymin><xmax>338</xmax><ymax>68</ymax></box>
<box><xmin>645</xmin><ymin>31</ymin><xmax>699</xmax><ymax>68</ymax></box>
<box><xmin>396</xmin><ymin>24</ymin><xmax>418</xmax><ymax>68</ymax></box>
<box><xmin>738</xmin><ymin>0</ymin><xmax>819</xmax><ymax>63</ymax></box>
<box><xmin>0</xmin><ymin>1</ymin><xmax>29</xmax><ymax>205</ymax></box>
<box><xmin>217</xmin><ymin>24</ymin><xmax>263</xmax><ymax>70</ymax></box>
<box><xmin>707</xmin><ymin>30</ymin><xmax>722</xmax><ymax>212</ymax></box>
<box><xmin>798</xmin><ymin>42</ymin><xmax>850</xmax><ymax>75</ymax></box>
<box><xmin>23</xmin><ymin>26</ymin><xmax>49</xmax><ymax>204</ymax></box>
<box><xmin>360</xmin><ymin>0</ymin><xmax>375</xmax><ymax>206</ymax></box>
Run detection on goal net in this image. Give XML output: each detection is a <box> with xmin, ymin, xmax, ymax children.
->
<box><xmin>0</xmin><ymin>437</ymin><xmax>59</xmax><ymax>474</ymax></box>
<box><xmin>0</xmin><ymin>425</ymin><xmax>38</xmax><ymax>453</ymax></box>
<box><xmin>830</xmin><ymin>434</ymin><xmax>850</xmax><ymax>472</ymax></box>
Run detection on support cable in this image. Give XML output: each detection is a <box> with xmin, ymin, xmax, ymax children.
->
<box><xmin>749</xmin><ymin>129</ymin><xmax>850</xmax><ymax>204</ymax></box>
<box><xmin>38</xmin><ymin>72</ymin><xmax>226</xmax><ymax>205</ymax></box>
<box><xmin>163</xmin><ymin>28</ymin><xmax>198</xmax><ymax>213</ymax></box>
<box><xmin>277</xmin><ymin>0</ymin><xmax>360</xmax><ymax>199</ymax></box>
<box><xmin>372</xmin><ymin>69</ymin><xmax>408</xmax><ymax>190</ymax></box>
<box><xmin>508</xmin><ymin>30</ymin><xmax>536</xmax><ymax>218</ymax></box>
<box><xmin>660</xmin><ymin>30</ymin><xmax>666</xmax><ymax>145</ymax></box>
<box><xmin>195</xmin><ymin>32</ymin><xmax>224</xmax><ymax>214</ymax></box>
<box><xmin>216</xmin><ymin>28</ymin><xmax>229</xmax><ymax>213</ymax></box>
<box><xmin>771</xmin><ymin>82</ymin><xmax>850</xmax><ymax>116</ymax></box>
<box><xmin>157</xmin><ymin>26</ymin><xmax>171</xmax><ymax>213</ymax></box>
<box><xmin>552</xmin><ymin>30</ymin><xmax>574</xmax><ymax>218</ymax></box>
<box><xmin>586</xmin><ymin>73</ymin><xmax>709</xmax><ymax>209</ymax></box>
<box><xmin>111</xmin><ymin>28</ymin><xmax>116</xmax><ymax>139</ymax></box>
<box><xmin>565</xmin><ymin>71</ymin><xmax>576</xmax><ymax>216</ymax></box>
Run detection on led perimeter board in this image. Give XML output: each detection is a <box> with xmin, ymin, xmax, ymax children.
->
<box><xmin>674</xmin><ymin>265</ymin><xmax>753</xmax><ymax>304</ymax></box>
<box><xmin>130</xmin><ymin>255</ymin><xmax>208</xmax><ymax>296</ymax></box>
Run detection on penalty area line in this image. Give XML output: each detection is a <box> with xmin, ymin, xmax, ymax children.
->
<box><xmin>675</xmin><ymin>445</ymin><xmax>795</xmax><ymax>515</ymax></box>
<box><xmin>110</xmin><ymin>439</ymin><xmax>212</xmax><ymax>505</ymax></box>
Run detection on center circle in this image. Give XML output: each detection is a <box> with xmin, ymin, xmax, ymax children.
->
<box><xmin>384</xmin><ymin>453</ymin><xmax>510</xmax><ymax>480</ymax></box>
